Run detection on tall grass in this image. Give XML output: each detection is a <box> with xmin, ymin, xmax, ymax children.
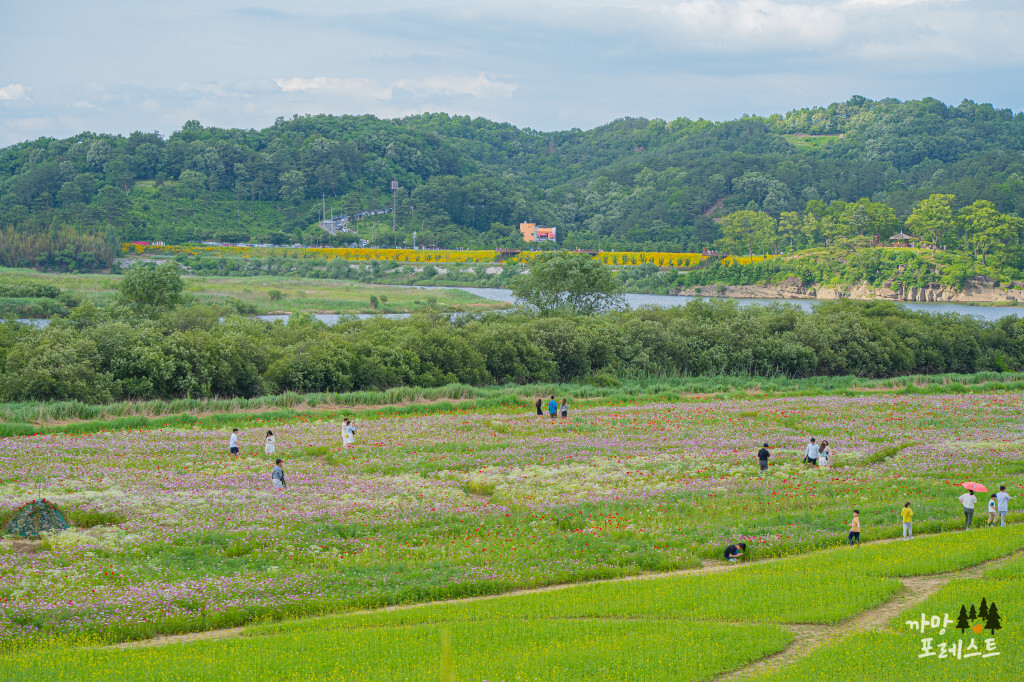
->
<box><xmin>0</xmin><ymin>371</ymin><xmax>1022</xmax><ymax>437</ymax></box>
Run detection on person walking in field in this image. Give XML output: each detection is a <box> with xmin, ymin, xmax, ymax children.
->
<box><xmin>342</xmin><ymin>418</ymin><xmax>356</xmax><ymax>447</ymax></box>
<box><xmin>804</xmin><ymin>438</ymin><xmax>819</xmax><ymax>466</ymax></box>
<box><xmin>959</xmin><ymin>488</ymin><xmax>977</xmax><ymax>530</ymax></box>
<box><xmin>848</xmin><ymin>509</ymin><xmax>861</xmax><ymax>545</ymax></box>
<box><xmin>757</xmin><ymin>443</ymin><xmax>771</xmax><ymax>472</ymax></box>
<box><xmin>271</xmin><ymin>459</ymin><xmax>286</xmax><ymax>489</ymax></box>
<box><xmin>997</xmin><ymin>485</ymin><xmax>1012</xmax><ymax>526</ymax></box>
<box><xmin>818</xmin><ymin>440</ymin><xmax>831</xmax><ymax>467</ymax></box>
<box><xmin>264</xmin><ymin>430</ymin><xmax>275</xmax><ymax>457</ymax></box>
<box><xmin>988</xmin><ymin>494</ymin><xmax>998</xmax><ymax>526</ymax></box>
<box><xmin>901</xmin><ymin>502</ymin><xmax>913</xmax><ymax>539</ymax></box>
<box><xmin>229</xmin><ymin>428</ymin><xmax>240</xmax><ymax>456</ymax></box>
<box><xmin>560</xmin><ymin>398</ymin><xmax>569</xmax><ymax>419</ymax></box>
<box><xmin>548</xmin><ymin>395</ymin><xmax>558</xmax><ymax>420</ymax></box>
<box><xmin>724</xmin><ymin>542</ymin><xmax>746</xmax><ymax>563</ymax></box>
<box><xmin>535</xmin><ymin>398</ymin><xmax>543</xmax><ymax>418</ymax></box>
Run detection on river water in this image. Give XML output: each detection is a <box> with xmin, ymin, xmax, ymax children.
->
<box><xmin>259</xmin><ymin>286</ymin><xmax>1024</xmax><ymax>325</ymax></box>
<box><xmin>13</xmin><ymin>286</ymin><xmax>1022</xmax><ymax>328</ymax></box>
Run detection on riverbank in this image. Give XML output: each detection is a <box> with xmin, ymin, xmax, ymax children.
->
<box><xmin>677</xmin><ymin>276</ymin><xmax>1024</xmax><ymax>305</ymax></box>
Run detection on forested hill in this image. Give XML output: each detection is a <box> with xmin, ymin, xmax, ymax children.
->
<box><xmin>1</xmin><ymin>96</ymin><xmax>1023</xmax><ymax>270</ymax></box>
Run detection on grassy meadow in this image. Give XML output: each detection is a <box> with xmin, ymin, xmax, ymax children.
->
<box><xmin>0</xmin><ymin>266</ymin><xmax>506</xmax><ymax>317</ymax></box>
<box><xmin>2</xmin><ymin>383</ymin><xmax>1023</xmax><ymax>678</ymax></box>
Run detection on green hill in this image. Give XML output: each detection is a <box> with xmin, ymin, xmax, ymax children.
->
<box><xmin>1</xmin><ymin>97</ymin><xmax>1023</xmax><ymax>271</ymax></box>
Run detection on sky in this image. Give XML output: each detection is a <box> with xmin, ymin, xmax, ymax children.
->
<box><xmin>1</xmin><ymin>0</ymin><xmax>1022</xmax><ymax>146</ymax></box>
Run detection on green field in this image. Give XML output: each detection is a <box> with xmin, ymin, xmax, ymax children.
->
<box><xmin>0</xmin><ymin>266</ymin><xmax>507</xmax><ymax>317</ymax></box>
<box><xmin>2</xmin><ymin>385</ymin><xmax>1023</xmax><ymax>679</ymax></box>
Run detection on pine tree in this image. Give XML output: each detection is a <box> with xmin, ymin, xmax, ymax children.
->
<box><xmin>956</xmin><ymin>605</ymin><xmax>970</xmax><ymax>633</ymax></box>
<box><xmin>985</xmin><ymin>603</ymin><xmax>1002</xmax><ymax>634</ymax></box>
<box><xmin>978</xmin><ymin>598</ymin><xmax>989</xmax><ymax>621</ymax></box>
<box><xmin>969</xmin><ymin>605</ymin><xmax>978</xmax><ymax>621</ymax></box>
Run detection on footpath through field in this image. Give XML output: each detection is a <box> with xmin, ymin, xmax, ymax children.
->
<box><xmin>718</xmin><ymin>547</ymin><xmax>1023</xmax><ymax>679</ymax></box>
<box><xmin>112</xmin><ymin>533</ymin><xmax>925</xmax><ymax>651</ymax></box>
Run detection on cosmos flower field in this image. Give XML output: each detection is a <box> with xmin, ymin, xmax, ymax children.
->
<box><xmin>1</xmin><ymin>391</ymin><xmax>1022</xmax><ymax>647</ymax></box>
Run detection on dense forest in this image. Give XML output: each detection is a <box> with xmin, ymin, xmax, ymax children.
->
<box><xmin>4</xmin><ymin>262</ymin><xmax>1024</xmax><ymax>404</ymax></box>
<box><xmin>1</xmin><ymin>97</ymin><xmax>1023</xmax><ymax>272</ymax></box>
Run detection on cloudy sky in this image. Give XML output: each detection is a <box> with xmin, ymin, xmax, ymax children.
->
<box><xmin>1</xmin><ymin>0</ymin><xmax>1022</xmax><ymax>146</ymax></box>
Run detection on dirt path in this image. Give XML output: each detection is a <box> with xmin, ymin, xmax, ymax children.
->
<box><xmin>719</xmin><ymin>549</ymin><xmax>1024</xmax><ymax>680</ymax></box>
<box><xmin>112</xmin><ymin>535</ymin><xmax>912</xmax><ymax>650</ymax></box>
<box><xmin>703</xmin><ymin>197</ymin><xmax>726</xmax><ymax>217</ymax></box>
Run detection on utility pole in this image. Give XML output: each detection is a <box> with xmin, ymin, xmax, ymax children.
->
<box><xmin>391</xmin><ymin>180</ymin><xmax>398</xmax><ymax>240</ymax></box>
<box><xmin>322</xmin><ymin>193</ymin><xmax>326</xmax><ymax>224</ymax></box>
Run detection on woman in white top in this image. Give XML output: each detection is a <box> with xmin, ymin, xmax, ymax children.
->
<box><xmin>818</xmin><ymin>440</ymin><xmax>831</xmax><ymax>467</ymax></box>
<box><xmin>342</xmin><ymin>419</ymin><xmax>356</xmax><ymax>447</ymax></box>
<box><xmin>264</xmin><ymin>430</ymin><xmax>276</xmax><ymax>456</ymax></box>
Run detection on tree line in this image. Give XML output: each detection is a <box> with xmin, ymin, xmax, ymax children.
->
<box><xmin>2</xmin><ymin>262</ymin><xmax>1024</xmax><ymax>404</ymax></box>
<box><xmin>1</xmin><ymin>97</ymin><xmax>1022</xmax><ymax>269</ymax></box>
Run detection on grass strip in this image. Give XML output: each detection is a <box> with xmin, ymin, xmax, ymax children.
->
<box><xmin>2</xmin><ymin>371</ymin><xmax>1023</xmax><ymax>436</ymax></box>
<box><xmin>1</xmin><ymin>620</ymin><xmax>792</xmax><ymax>681</ymax></box>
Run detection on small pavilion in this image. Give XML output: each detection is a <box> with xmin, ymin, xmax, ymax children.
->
<box><xmin>889</xmin><ymin>232</ymin><xmax>914</xmax><ymax>247</ymax></box>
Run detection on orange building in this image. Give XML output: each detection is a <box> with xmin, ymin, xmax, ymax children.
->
<box><xmin>519</xmin><ymin>222</ymin><xmax>556</xmax><ymax>242</ymax></box>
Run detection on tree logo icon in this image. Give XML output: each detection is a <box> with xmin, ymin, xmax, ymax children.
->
<box><xmin>957</xmin><ymin>599</ymin><xmax>1002</xmax><ymax>636</ymax></box>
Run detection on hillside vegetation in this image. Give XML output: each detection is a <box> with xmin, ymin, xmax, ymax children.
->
<box><xmin>2</xmin><ymin>97</ymin><xmax>1023</xmax><ymax>272</ymax></box>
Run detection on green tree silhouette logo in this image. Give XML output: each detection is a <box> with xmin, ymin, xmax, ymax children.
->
<box><xmin>956</xmin><ymin>605</ymin><xmax>970</xmax><ymax>633</ymax></box>
<box><xmin>985</xmin><ymin>603</ymin><xmax>1002</xmax><ymax>635</ymax></box>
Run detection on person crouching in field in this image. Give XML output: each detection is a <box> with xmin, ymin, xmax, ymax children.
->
<box><xmin>272</xmin><ymin>459</ymin><xmax>286</xmax><ymax>490</ymax></box>
<box><xmin>757</xmin><ymin>443</ymin><xmax>770</xmax><ymax>471</ymax></box>
<box><xmin>724</xmin><ymin>542</ymin><xmax>746</xmax><ymax>563</ymax></box>
<box><xmin>848</xmin><ymin>509</ymin><xmax>861</xmax><ymax>545</ymax></box>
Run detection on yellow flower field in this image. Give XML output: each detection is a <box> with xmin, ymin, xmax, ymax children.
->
<box><xmin>124</xmin><ymin>244</ymin><xmax>768</xmax><ymax>268</ymax></box>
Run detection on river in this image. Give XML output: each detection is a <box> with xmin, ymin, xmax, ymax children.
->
<box><xmin>260</xmin><ymin>286</ymin><xmax>1024</xmax><ymax>325</ymax></box>
<box><xmin>12</xmin><ymin>286</ymin><xmax>1022</xmax><ymax>328</ymax></box>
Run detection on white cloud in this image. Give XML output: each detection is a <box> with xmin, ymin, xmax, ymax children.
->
<box><xmin>395</xmin><ymin>74</ymin><xmax>517</xmax><ymax>98</ymax></box>
<box><xmin>657</xmin><ymin>0</ymin><xmax>846</xmax><ymax>51</ymax></box>
<box><xmin>273</xmin><ymin>74</ymin><xmax>517</xmax><ymax>100</ymax></box>
<box><xmin>273</xmin><ymin>76</ymin><xmax>393</xmax><ymax>100</ymax></box>
<box><xmin>0</xmin><ymin>84</ymin><xmax>29</xmax><ymax>101</ymax></box>
<box><xmin>840</xmin><ymin>0</ymin><xmax>961</xmax><ymax>7</ymax></box>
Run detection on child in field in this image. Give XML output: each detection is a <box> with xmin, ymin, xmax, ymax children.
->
<box><xmin>229</xmin><ymin>428</ymin><xmax>240</xmax><ymax>456</ymax></box>
<box><xmin>848</xmin><ymin>509</ymin><xmax>861</xmax><ymax>545</ymax></box>
<box><xmin>988</xmin><ymin>494</ymin><xmax>998</xmax><ymax>526</ymax></box>
<box><xmin>342</xmin><ymin>418</ymin><xmax>356</xmax><ymax>447</ymax></box>
<box><xmin>560</xmin><ymin>398</ymin><xmax>569</xmax><ymax>418</ymax></box>
<box><xmin>901</xmin><ymin>502</ymin><xmax>913</xmax><ymax>539</ymax></box>
<box><xmin>724</xmin><ymin>542</ymin><xmax>746</xmax><ymax>562</ymax></box>
<box><xmin>264</xmin><ymin>430</ymin><xmax>275</xmax><ymax>457</ymax></box>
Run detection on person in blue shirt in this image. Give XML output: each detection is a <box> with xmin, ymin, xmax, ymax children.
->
<box><xmin>548</xmin><ymin>395</ymin><xmax>559</xmax><ymax>419</ymax></box>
